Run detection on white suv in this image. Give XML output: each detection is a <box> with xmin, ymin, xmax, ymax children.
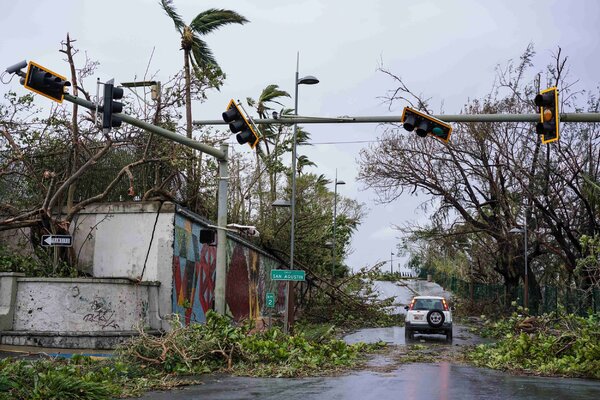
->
<box><xmin>404</xmin><ymin>296</ymin><xmax>453</xmax><ymax>341</ymax></box>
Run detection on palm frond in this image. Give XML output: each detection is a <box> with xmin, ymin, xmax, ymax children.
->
<box><xmin>295</xmin><ymin>127</ymin><xmax>312</xmax><ymax>146</ymax></box>
<box><xmin>315</xmin><ymin>174</ymin><xmax>332</xmax><ymax>187</ymax></box>
<box><xmin>297</xmin><ymin>155</ymin><xmax>317</xmax><ymax>172</ymax></box>
<box><xmin>259</xmin><ymin>84</ymin><xmax>291</xmax><ymax>106</ymax></box>
<box><xmin>159</xmin><ymin>0</ymin><xmax>185</xmax><ymax>33</ymax></box>
<box><xmin>190</xmin><ymin>36</ymin><xmax>217</xmax><ymax>68</ymax></box>
<box><xmin>190</xmin><ymin>9</ymin><xmax>248</xmax><ymax>35</ymax></box>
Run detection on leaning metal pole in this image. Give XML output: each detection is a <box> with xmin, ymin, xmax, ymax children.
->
<box><xmin>64</xmin><ymin>93</ymin><xmax>230</xmax><ymax>316</ymax></box>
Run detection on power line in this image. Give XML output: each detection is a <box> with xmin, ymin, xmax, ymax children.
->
<box><xmin>310</xmin><ymin>139</ymin><xmax>381</xmax><ymax>145</ymax></box>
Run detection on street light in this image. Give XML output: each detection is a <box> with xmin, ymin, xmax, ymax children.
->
<box><xmin>272</xmin><ymin>199</ymin><xmax>291</xmax><ymax>208</ymax></box>
<box><xmin>390</xmin><ymin>251</ymin><xmax>395</xmax><ymax>274</ymax></box>
<box><xmin>509</xmin><ymin>212</ymin><xmax>528</xmax><ymax>309</ymax></box>
<box><xmin>288</xmin><ymin>52</ymin><xmax>319</xmax><ymax>334</ymax></box>
<box><xmin>332</xmin><ymin>170</ymin><xmax>345</xmax><ymax>281</ymax></box>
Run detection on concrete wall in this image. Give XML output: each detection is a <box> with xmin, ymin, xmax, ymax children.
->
<box><xmin>0</xmin><ymin>273</ymin><xmax>23</xmax><ymax>330</ymax></box>
<box><xmin>71</xmin><ymin>201</ymin><xmax>175</xmax><ymax>281</ymax></box>
<box><xmin>1</xmin><ymin>201</ymin><xmax>288</xmax><ymax>348</ymax></box>
<box><xmin>71</xmin><ymin>201</ymin><xmax>175</xmax><ymax>329</ymax></box>
<box><xmin>12</xmin><ymin>277</ymin><xmax>160</xmax><ymax>332</ymax></box>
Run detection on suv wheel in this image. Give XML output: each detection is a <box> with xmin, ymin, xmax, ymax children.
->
<box><xmin>426</xmin><ymin>310</ymin><xmax>445</xmax><ymax>328</ymax></box>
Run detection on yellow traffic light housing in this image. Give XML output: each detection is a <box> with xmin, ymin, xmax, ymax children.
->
<box><xmin>401</xmin><ymin>107</ymin><xmax>453</xmax><ymax>143</ymax></box>
<box><xmin>222</xmin><ymin>99</ymin><xmax>260</xmax><ymax>149</ymax></box>
<box><xmin>534</xmin><ymin>87</ymin><xmax>559</xmax><ymax>144</ymax></box>
<box><xmin>23</xmin><ymin>61</ymin><xmax>70</xmax><ymax>103</ymax></box>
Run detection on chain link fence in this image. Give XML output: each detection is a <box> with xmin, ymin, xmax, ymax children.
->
<box><xmin>433</xmin><ymin>272</ymin><xmax>600</xmax><ymax>316</ymax></box>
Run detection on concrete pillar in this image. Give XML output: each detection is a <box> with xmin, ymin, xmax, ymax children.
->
<box><xmin>0</xmin><ymin>272</ymin><xmax>24</xmax><ymax>330</ymax></box>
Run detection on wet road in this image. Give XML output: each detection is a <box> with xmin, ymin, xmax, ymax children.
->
<box><xmin>136</xmin><ymin>362</ymin><xmax>600</xmax><ymax>400</ymax></box>
<box><xmin>136</xmin><ymin>280</ymin><xmax>600</xmax><ymax>399</ymax></box>
<box><xmin>372</xmin><ymin>279</ymin><xmax>452</xmax><ymax>314</ymax></box>
<box><xmin>344</xmin><ymin>324</ymin><xmax>486</xmax><ymax>346</ymax></box>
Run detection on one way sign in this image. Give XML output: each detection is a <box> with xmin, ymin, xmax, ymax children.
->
<box><xmin>41</xmin><ymin>235</ymin><xmax>72</xmax><ymax>247</ymax></box>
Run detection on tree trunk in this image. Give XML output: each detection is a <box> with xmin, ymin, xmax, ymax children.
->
<box><xmin>183</xmin><ymin>50</ymin><xmax>195</xmax><ymax>205</ymax></box>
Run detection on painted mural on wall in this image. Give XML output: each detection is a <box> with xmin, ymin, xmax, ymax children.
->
<box><xmin>172</xmin><ymin>213</ymin><xmax>286</xmax><ymax>325</ymax></box>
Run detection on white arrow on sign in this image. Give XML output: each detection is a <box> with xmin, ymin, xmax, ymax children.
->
<box><xmin>41</xmin><ymin>235</ymin><xmax>73</xmax><ymax>247</ymax></box>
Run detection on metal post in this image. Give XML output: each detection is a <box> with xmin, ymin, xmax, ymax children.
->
<box><xmin>390</xmin><ymin>251</ymin><xmax>394</xmax><ymax>274</ymax></box>
<box><xmin>215</xmin><ymin>143</ymin><xmax>229</xmax><ymax>315</ymax></box>
<box><xmin>332</xmin><ymin>169</ymin><xmax>339</xmax><ymax>281</ymax></box>
<box><xmin>194</xmin><ymin>112</ymin><xmax>600</xmax><ymax>127</ymax></box>
<box><xmin>524</xmin><ymin>212</ymin><xmax>529</xmax><ymax>309</ymax></box>
<box><xmin>64</xmin><ymin>94</ymin><xmax>226</xmax><ymax>160</ymax></box>
<box><xmin>284</xmin><ymin>54</ymin><xmax>301</xmax><ymax>335</ymax></box>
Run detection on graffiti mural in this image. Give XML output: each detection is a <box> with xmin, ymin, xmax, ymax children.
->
<box><xmin>172</xmin><ymin>215</ymin><xmax>216</xmax><ymax>324</ymax></box>
<box><xmin>172</xmin><ymin>212</ymin><xmax>286</xmax><ymax>325</ymax></box>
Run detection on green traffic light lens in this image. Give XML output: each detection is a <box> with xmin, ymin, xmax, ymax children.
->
<box><xmin>432</xmin><ymin>127</ymin><xmax>444</xmax><ymax>137</ymax></box>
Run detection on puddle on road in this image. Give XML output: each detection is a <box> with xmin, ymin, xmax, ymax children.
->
<box><xmin>343</xmin><ymin>324</ymin><xmax>487</xmax><ymax>347</ymax></box>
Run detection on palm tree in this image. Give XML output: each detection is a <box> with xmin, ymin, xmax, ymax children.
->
<box><xmin>160</xmin><ymin>0</ymin><xmax>248</xmax><ymax>139</ymax></box>
<box><xmin>245</xmin><ymin>85</ymin><xmax>290</xmax><ymax>226</ymax></box>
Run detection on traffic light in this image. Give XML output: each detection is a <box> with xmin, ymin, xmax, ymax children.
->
<box><xmin>199</xmin><ymin>229</ymin><xmax>216</xmax><ymax>245</ymax></box>
<box><xmin>103</xmin><ymin>79</ymin><xmax>124</xmax><ymax>131</ymax></box>
<box><xmin>222</xmin><ymin>99</ymin><xmax>260</xmax><ymax>148</ymax></box>
<box><xmin>534</xmin><ymin>87</ymin><xmax>559</xmax><ymax>144</ymax></box>
<box><xmin>23</xmin><ymin>61</ymin><xmax>70</xmax><ymax>103</ymax></box>
<box><xmin>401</xmin><ymin>107</ymin><xmax>453</xmax><ymax>143</ymax></box>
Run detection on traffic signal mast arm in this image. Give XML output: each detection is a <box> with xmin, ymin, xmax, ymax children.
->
<box><xmin>195</xmin><ymin>112</ymin><xmax>600</xmax><ymax>126</ymax></box>
<box><xmin>65</xmin><ymin>93</ymin><xmax>226</xmax><ymax>160</ymax></box>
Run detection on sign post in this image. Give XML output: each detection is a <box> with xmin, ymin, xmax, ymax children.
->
<box><xmin>270</xmin><ymin>269</ymin><xmax>305</xmax><ymax>334</ymax></box>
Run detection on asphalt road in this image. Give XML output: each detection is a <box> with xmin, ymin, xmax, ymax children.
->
<box><xmin>135</xmin><ymin>280</ymin><xmax>600</xmax><ymax>399</ymax></box>
<box><xmin>135</xmin><ymin>362</ymin><xmax>600</xmax><ymax>400</ymax></box>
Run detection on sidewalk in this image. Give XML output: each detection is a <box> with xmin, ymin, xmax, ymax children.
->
<box><xmin>0</xmin><ymin>344</ymin><xmax>113</xmax><ymax>360</ymax></box>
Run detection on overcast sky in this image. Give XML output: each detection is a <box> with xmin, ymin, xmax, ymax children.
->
<box><xmin>2</xmin><ymin>0</ymin><xmax>599</xmax><ymax>272</ymax></box>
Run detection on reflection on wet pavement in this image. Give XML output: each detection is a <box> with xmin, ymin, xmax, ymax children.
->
<box><xmin>137</xmin><ymin>363</ymin><xmax>600</xmax><ymax>400</ymax></box>
<box><xmin>137</xmin><ymin>278</ymin><xmax>600</xmax><ymax>400</ymax></box>
<box><xmin>343</xmin><ymin>324</ymin><xmax>487</xmax><ymax>346</ymax></box>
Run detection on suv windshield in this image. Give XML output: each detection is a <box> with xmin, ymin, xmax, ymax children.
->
<box><xmin>413</xmin><ymin>299</ymin><xmax>444</xmax><ymax>311</ymax></box>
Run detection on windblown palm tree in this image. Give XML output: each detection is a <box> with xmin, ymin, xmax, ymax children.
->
<box><xmin>160</xmin><ymin>0</ymin><xmax>248</xmax><ymax>139</ymax></box>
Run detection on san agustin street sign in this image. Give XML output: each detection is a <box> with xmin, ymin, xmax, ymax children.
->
<box><xmin>270</xmin><ymin>269</ymin><xmax>306</xmax><ymax>281</ymax></box>
<box><xmin>41</xmin><ymin>235</ymin><xmax>73</xmax><ymax>247</ymax></box>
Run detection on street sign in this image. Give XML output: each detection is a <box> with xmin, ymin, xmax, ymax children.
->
<box><xmin>271</xmin><ymin>269</ymin><xmax>305</xmax><ymax>281</ymax></box>
<box><xmin>41</xmin><ymin>235</ymin><xmax>73</xmax><ymax>247</ymax></box>
<box><xmin>266</xmin><ymin>292</ymin><xmax>275</xmax><ymax>308</ymax></box>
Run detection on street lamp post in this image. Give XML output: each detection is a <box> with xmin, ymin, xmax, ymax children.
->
<box><xmin>332</xmin><ymin>169</ymin><xmax>345</xmax><ymax>281</ymax></box>
<box><xmin>287</xmin><ymin>52</ymin><xmax>319</xmax><ymax>334</ymax></box>
<box><xmin>510</xmin><ymin>212</ymin><xmax>528</xmax><ymax>309</ymax></box>
<box><xmin>390</xmin><ymin>251</ymin><xmax>394</xmax><ymax>274</ymax></box>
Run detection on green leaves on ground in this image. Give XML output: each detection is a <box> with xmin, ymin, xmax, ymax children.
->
<box><xmin>468</xmin><ymin>311</ymin><xmax>600</xmax><ymax>379</ymax></box>
<box><xmin>0</xmin><ymin>312</ymin><xmax>383</xmax><ymax>399</ymax></box>
<box><xmin>120</xmin><ymin>311</ymin><xmax>382</xmax><ymax>378</ymax></box>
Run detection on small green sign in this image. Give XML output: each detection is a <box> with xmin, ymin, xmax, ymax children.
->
<box><xmin>266</xmin><ymin>292</ymin><xmax>275</xmax><ymax>308</ymax></box>
<box><xmin>271</xmin><ymin>269</ymin><xmax>306</xmax><ymax>281</ymax></box>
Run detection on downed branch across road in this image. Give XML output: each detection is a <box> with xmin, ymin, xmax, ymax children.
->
<box><xmin>467</xmin><ymin>307</ymin><xmax>600</xmax><ymax>379</ymax></box>
<box><xmin>0</xmin><ymin>311</ymin><xmax>385</xmax><ymax>399</ymax></box>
